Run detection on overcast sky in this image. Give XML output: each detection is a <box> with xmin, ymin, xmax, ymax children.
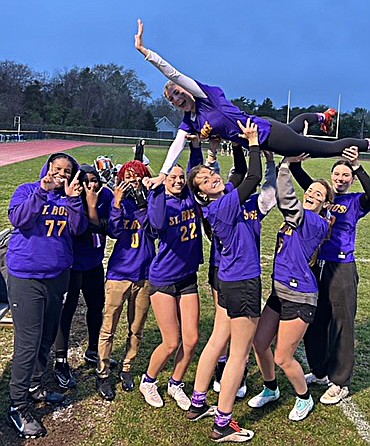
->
<box><xmin>2</xmin><ymin>0</ymin><xmax>369</xmax><ymax>112</ymax></box>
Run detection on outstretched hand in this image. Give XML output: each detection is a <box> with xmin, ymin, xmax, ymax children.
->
<box><xmin>135</xmin><ymin>19</ymin><xmax>149</xmax><ymax>57</ymax></box>
<box><xmin>282</xmin><ymin>153</ymin><xmax>310</xmax><ymax>165</ymax></box>
<box><xmin>237</xmin><ymin>118</ymin><xmax>259</xmax><ymax>146</ymax></box>
<box><xmin>342</xmin><ymin>146</ymin><xmax>359</xmax><ymax>169</ymax></box>
<box><xmin>143</xmin><ymin>173</ymin><xmax>166</xmax><ymax>190</ymax></box>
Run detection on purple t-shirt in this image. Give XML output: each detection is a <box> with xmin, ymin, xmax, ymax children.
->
<box><xmin>274</xmin><ymin>211</ymin><xmax>329</xmax><ymax>293</ymax></box>
<box><xmin>179</xmin><ymin>81</ymin><xmax>271</xmax><ymax>146</ymax></box>
<box><xmin>207</xmin><ymin>188</ymin><xmax>263</xmax><ymax>282</ymax></box>
<box><xmin>319</xmin><ymin>193</ymin><xmax>369</xmax><ymax>262</ymax></box>
<box><xmin>106</xmin><ymin>198</ymin><xmax>156</xmax><ymax>282</ymax></box>
<box><xmin>148</xmin><ymin>186</ymin><xmax>203</xmax><ymax>286</ymax></box>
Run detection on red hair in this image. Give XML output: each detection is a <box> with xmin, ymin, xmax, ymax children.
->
<box><xmin>117</xmin><ymin>160</ymin><xmax>151</xmax><ymax>181</ymax></box>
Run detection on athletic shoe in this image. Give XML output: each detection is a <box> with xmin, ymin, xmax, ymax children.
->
<box><xmin>320</xmin><ymin>108</ymin><xmax>337</xmax><ymax>134</ymax></box>
<box><xmin>236</xmin><ymin>374</ymin><xmax>248</xmax><ymax>399</ymax></box>
<box><xmin>248</xmin><ymin>386</ymin><xmax>280</xmax><ymax>408</ymax></box>
<box><xmin>7</xmin><ymin>404</ymin><xmax>47</xmax><ymax>439</ymax></box>
<box><xmin>139</xmin><ymin>375</ymin><xmax>163</xmax><ymax>408</ymax></box>
<box><xmin>320</xmin><ymin>384</ymin><xmax>349</xmax><ymax>405</ymax></box>
<box><xmin>167</xmin><ymin>382</ymin><xmax>191</xmax><ymax>410</ymax></box>
<box><xmin>210</xmin><ymin>419</ymin><xmax>254</xmax><ymax>443</ymax></box>
<box><xmin>304</xmin><ymin>372</ymin><xmax>331</xmax><ymax>386</ymax></box>
<box><xmin>29</xmin><ymin>386</ymin><xmax>66</xmax><ymax>404</ymax></box>
<box><xmin>213</xmin><ymin>361</ymin><xmax>226</xmax><ymax>393</ymax></box>
<box><xmin>96</xmin><ymin>377</ymin><xmax>115</xmax><ymax>401</ymax></box>
<box><xmin>119</xmin><ymin>370</ymin><xmax>135</xmax><ymax>392</ymax></box>
<box><xmin>54</xmin><ymin>361</ymin><xmax>77</xmax><ymax>389</ymax></box>
<box><xmin>186</xmin><ymin>403</ymin><xmax>216</xmax><ymax>422</ymax></box>
<box><xmin>84</xmin><ymin>350</ymin><xmax>118</xmax><ymax>368</ymax></box>
<box><xmin>288</xmin><ymin>395</ymin><xmax>314</xmax><ymax>421</ymax></box>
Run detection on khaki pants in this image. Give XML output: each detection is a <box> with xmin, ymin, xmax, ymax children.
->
<box><xmin>97</xmin><ymin>279</ymin><xmax>150</xmax><ymax>378</ymax></box>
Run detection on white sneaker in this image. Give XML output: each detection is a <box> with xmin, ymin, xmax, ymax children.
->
<box><xmin>289</xmin><ymin>395</ymin><xmax>314</xmax><ymax>421</ymax></box>
<box><xmin>139</xmin><ymin>375</ymin><xmax>164</xmax><ymax>408</ymax></box>
<box><xmin>236</xmin><ymin>379</ymin><xmax>247</xmax><ymax>399</ymax></box>
<box><xmin>167</xmin><ymin>382</ymin><xmax>191</xmax><ymax>410</ymax></box>
<box><xmin>320</xmin><ymin>384</ymin><xmax>349</xmax><ymax>405</ymax></box>
<box><xmin>248</xmin><ymin>386</ymin><xmax>280</xmax><ymax>408</ymax></box>
<box><xmin>305</xmin><ymin>373</ymin><xmax>331</xmax><ymax>386</ymax></box>
<box><xmin>213</xmin><ymin>380</ymin><xmax>221</xmax><ymax>393</ymax></box>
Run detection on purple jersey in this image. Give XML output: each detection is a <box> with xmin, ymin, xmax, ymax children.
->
<box><xmin>7</xmin><ymin>184</ymin><xmax>88</xmax><ymax>279</ymax></box>
<box><xmin>207</xmin><ymin>188</ymin><xmax>263</xmax><ymax>281</ymax></box>
<box><xmin>179</xmin><ymin>82</ymin><xmax>271</xmax><ymax>146</ymax></box>
<box><xmin>319</xmin><ymin>193</ymin><xmax>369</xmax><ymax>262</ymax></box>
<box><xmin>72</xmin><ymin>186</ymin><xmax>113</xmax><ymax>271</ymax></box>
<box><xmin>106</xmin><ymin>197</ymin><xmax>156</xmax><ymax>282</ymax></box>
<box><xmin>274</xmin><ymin>211</ymin><xmax>329</xmax><ymax>293</ymax></box>
<box><xmin>148</xmin><ymin>185</ymin><xmax>203</xmax><ymax>286</ymax></box>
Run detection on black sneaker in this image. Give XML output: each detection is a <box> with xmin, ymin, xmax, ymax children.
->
<box><xmin>119</xmin><ymin>371</ymin><xmax>135</xmax><ymax>392</ymax></box>
<box><xmin>84</xmin><ymin>350</ymin><xmax>118</xmax><ymax>368</ymax></box>
<box><xmin>186</xmin><ymin>403</ymin><xmax>216</xmax><ymax>422</ymax></box>
<box><xmin>29</xmin><ymin>386</ymin><xmax>66</xmax><ymax>404</ymax></box>
<box><xmin>213</xmin><ymin>361</ymin><xmax>226</xmax><ymax>393</ymax></box>
<box><xmin>54</xmin><ymin>360</ymin><xmax>77</xmax><ymax>389</ymax></box>
<box><xmin>211</xmin><ymin>420</ymin><xmax>254</xmax><ymax>443</ymax></box>
<box><xmin>96</xmin><ymin>377</ymin><xmax>115</xmax><ymax>401</ymax></box>
<box><xmin>7</xmin><ymin>404</ymin><xmax>47</xmax><ymax>439</ymax></box>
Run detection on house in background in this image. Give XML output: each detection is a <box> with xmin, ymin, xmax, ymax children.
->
<box><xmin>155</xmin><ymin>116</ymin><xmax>177</xmax><ymax>138</ymax></box>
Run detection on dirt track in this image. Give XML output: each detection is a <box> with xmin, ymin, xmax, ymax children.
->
<box><xmin>0</xmin><ymin>140</ymin><xmax>103</xmax><ymax>167</ymax></box>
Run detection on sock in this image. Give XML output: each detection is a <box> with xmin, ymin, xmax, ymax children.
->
<box><xmin>264</xmin><ymin>379</ymin><xmax>278</xmax><ymax>391</ymax></box>
<box><xmin>316</xmin><ymin>112</ymin><xmax>326</xmax><ymax>124</ymax></box>
<box><xmin>218</xmin><ymin>355</ymin><xmax>228</xmax><ymax>363</ymax></box>
<box><xmin>169</xmin><ymin>377</ymin><xmax>182</xmax><ymax>387</ymax></box>
<box><xmin>215</xmin><ymin>408</ymin><xmax>232</xmax><ymax>428</ymax></box>
<box><xmin>297</xmin><ymin>389</ymin><xmax>310</xmax><ymax>400</ymax></box>
<box><xmin>191</xmin><ymin>390</ymin><xmax>207</xmax><ymax>407</ymax></box>
<box><xmin>56</xmin><ymin>350</ymin><xmax>67</xmax><ymax>360</ymax></box>
<box><xmin>143</xmin><ymin>373</ymin><xmax>156</xmax><ymax>384</ymax></box>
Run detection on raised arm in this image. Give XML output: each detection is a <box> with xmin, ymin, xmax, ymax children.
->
<box><xmin>342</xmin><ymin>146</ymin><xmax>370</xmax><ymax>209</ymax></box>
<box><xmin>236</xmin><ymin>119</ymin><xmax>262</xmax><ymax>204</ymax></box>
<box><xmin>258</xmin><ymin>151</ymin><xmax>277</xmax><ymax>215</ymax></box>
<box><xmin>135</xmin><ymin>19</ymin><xmax>206</xmax><ymax>98</ymax></box>
<box><xmin>277</xmin><ymin>158</ymin><xmax>304</xmax><ymax>228</ymax></box>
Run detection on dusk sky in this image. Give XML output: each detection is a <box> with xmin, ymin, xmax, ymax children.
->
<box><xmin>2</xmin><ymin>0</ymin><xmax>369</xmax><ymax>112</ymax></box>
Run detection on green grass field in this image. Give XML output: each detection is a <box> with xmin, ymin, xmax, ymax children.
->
<box><xmin>0</xmin><ymin>145</ymin><xmax>369</xmax><ymax>445</ymax></box>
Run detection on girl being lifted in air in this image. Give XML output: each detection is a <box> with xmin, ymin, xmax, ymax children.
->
<box><xmin>134</xmin><ymin>19</ymin><xmax>370</xmax><ymax>188</ymax></box>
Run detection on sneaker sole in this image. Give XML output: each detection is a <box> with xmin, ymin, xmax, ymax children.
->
<box><xmin>187</xmin><ymin>406</ymin><xmax>216</xmax><ymax>422</ymax></box>
<box><xmin>248</xmin><ymin>395</ymin><xmax>279</xmax><ymax>408</ymax></box>
<box><xmin>211</xmin><ymin>429</ymin><xmax>254</xmax><ymax>443</ymax></box>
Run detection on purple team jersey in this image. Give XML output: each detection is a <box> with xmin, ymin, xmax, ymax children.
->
<box><xmin>206</xmin><ymin>188</ymin><xmax>263</xmax><ymax>282</ymax></box>
<box><xmin>148</xmin><ymin>185</ymin><xmax>203</xmax><ymax>286</ymax></box>
<box><xmin>106</xmin><ymin>198</ymin><xmax>156</xmax><ymax>282</ymax></box>
<box><xmin>72</xmin><ymin>186</ymin><xmax>113</xmax><ymax>271</ymax></box>
<box><xmin>179</xmin><ymin>82</ymin><xmax>271</xmax><ymax>146</ymax></box>
<box><xmin>319</xmin><ymin>192</ymin><xmax>369</xmax><ymax>263</ymax></box>
<box><xmin>274</xmin><ymin>211</ymin><xmax>329</xmax><ymax>293</ymax></box>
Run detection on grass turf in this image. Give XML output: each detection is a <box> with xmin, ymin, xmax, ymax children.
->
<box><xmin>0</xmin><ymin>145</ymin><xmax>369</xmax><ymax>445</ymax></box>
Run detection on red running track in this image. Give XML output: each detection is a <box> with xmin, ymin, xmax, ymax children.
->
<box><xmin>0</xmin><ymin>140</ymin><xmax>107</xmax><ymax>167</ymax></box>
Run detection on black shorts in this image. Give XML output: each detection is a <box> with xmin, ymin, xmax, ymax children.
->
<box><xmin>149</xmin><ymin>274</ymin><xmax>198</xmax><ymax>298</ymax></box>
<box><xmin>218</xmin><ymin>277</ymin><xmax>261</xmax><ymax>319</ymax></box>
<box><xmin>265</xmin><ymin>292</ymin><xmax>316</xmax><ymax>324</ymax></box>
<box><xmin>208</xmin><ymin>265</ymin><xmax>220</xmax><ymax>291</ymax></box>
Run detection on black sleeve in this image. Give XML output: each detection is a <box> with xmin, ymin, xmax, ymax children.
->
<box><xmin>237</xmin><ymin>146</ymin><xmax>262</xmax><ymax>204</ymax></box>
<box><xmin>289</xmin><ymin>162</ymin><xmax>313</xmax><ymax>192</ymax></box>
<box><xmin>354</xmin><ymin>165</ymin><xmax>370</xmax><ymax>209</ymax></box>
<box><xmin>229</xmin><ymin>144</ymin><xmax>247</xmax><ymax>188</ymax></box>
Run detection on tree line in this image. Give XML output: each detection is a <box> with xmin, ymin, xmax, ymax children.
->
<box><xmin>0</xmin><ymin>60</ymin><xmax>368</xmax><ymax>138</ymax></box>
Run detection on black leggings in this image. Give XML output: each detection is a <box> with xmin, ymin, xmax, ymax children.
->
<box><xmin>263</xmin><ymin>114</ymin><xmax>368</xmax><ymax>158</ymax></box>
<box><xmin>54</xmin><ymin>264</ymin><xmax>105</xmax><ymax>357</ymax></box>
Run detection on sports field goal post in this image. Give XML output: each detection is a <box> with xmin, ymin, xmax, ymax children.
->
<box><xmin>286</xmin><ymin>91</ymin><xmax>341</xmax><ymax>140</ymax></box>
